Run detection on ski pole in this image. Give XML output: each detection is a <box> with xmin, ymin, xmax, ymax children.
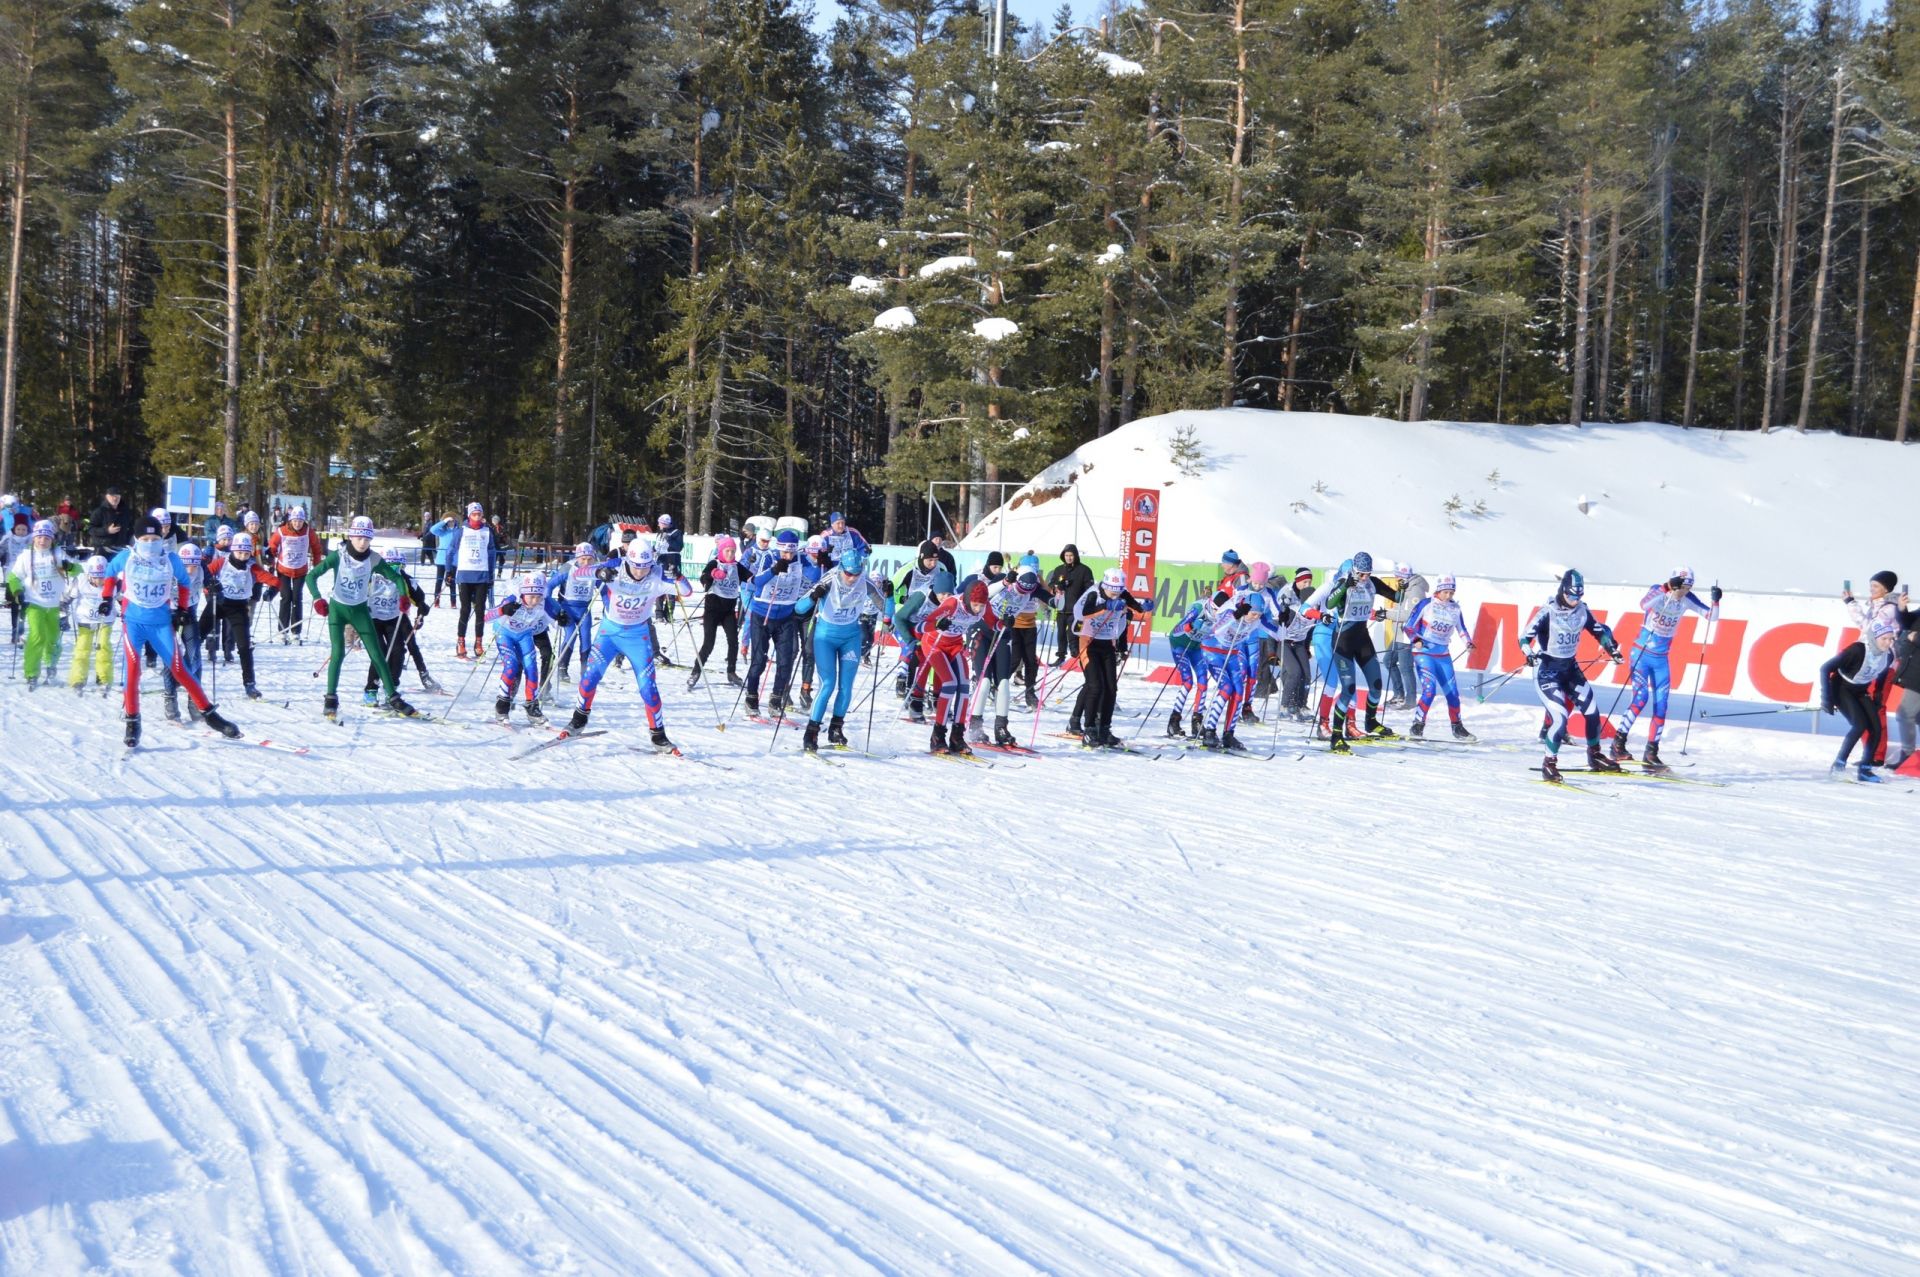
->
<box><xmin>443</xmin><ymin>640</ymin><xmax>499</xmax><ymax>722</ymax></box>
<box><xmin>1697</xmin><ymin>704</ymin><xmax>1818</xmax><ymax>720</ymax></box>
<box><xmin>1678</xmin><ymin>591</ymin><xmax>1717</xmax><ymax>755</ymax></box>
<box><xmin>532</xmin><ymin>614</ymin><xmax>583</xmax><ymax>706</ymax></box>
<box><xmin>863</xmin><ymin>643</ymin><xmax>897</xmax><ymax>754</ymax></box>
<box><xmin>719</xmin><ymin>611</ymin><xmax>757</xmax><ymax>730</ymax></box>
<box><xmin>1126</xmin><ymin>658</ymin><xmax>1176</xmax><ymax>747</ymax></box>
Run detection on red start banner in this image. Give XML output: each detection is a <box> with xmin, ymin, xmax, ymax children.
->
<box><xmin>1120</xmin><ymin>488</ymin><xmax>1160</xmax><ymax>648</ymax></box>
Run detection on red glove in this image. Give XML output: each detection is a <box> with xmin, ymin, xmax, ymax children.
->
<box><xmin>1304</xmin><ymin>607</ymin><xmax>1322</xmax><ymax>621</ymax></box>
<box><xmin>312</xmin><ymin>597</ymin><xmax>329</xmax><ymax>618</ymax></box>
<box><xmin>398</xmin><ymin>595</ymin><xmax>410</xmax><ymax>613</ymax></box>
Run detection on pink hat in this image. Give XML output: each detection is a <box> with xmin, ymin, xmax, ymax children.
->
<box><xmin>1249</xmin><ymin>561</ymin><xmax>1271</xmax><ymax>587</ymax></box>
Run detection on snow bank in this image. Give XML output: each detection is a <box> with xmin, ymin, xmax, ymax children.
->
<box><xmin>918</xmin><ymin>255</ymin><xmax>976</xmax><ymax>280</ymax></box>
<box><xmin>961</xmin><ymin>408</ymin><xmax>1917</xmax><ymax>595</ymax></box>
<box><xmin>872</xmin><ymin>306</ymin><xmax>916</xmax><ymax>331</ymax></box>
<box><xmin>972</xmin><ymin>317</ymin><xmax>1019</xmax><ymax>342</ymax></box>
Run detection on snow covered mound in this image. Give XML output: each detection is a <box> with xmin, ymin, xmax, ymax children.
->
<box><xmin>964</xmin><ymin>409</ymin><xmax>1914</xmax><ymax>593</ymax></box>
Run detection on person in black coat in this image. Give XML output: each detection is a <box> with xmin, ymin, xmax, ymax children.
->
<box><xmin>1044</xmin><ymin>543</ymin><xmax>1094</xmax><ymax>664</ymax></box>
<box><xmin>88</xmin><ymin>487</ymin><xmax>133</xmax><ymax>552</ymax></box>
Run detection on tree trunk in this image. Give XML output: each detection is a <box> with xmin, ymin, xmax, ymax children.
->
<box><xmin>1734</xmin><ymin>178</ymin><xmax>1753</xmax><ymax>428</ymax></box>
<box><xmin>1682</xmin><ymin>161</ymin><xmax>1712</xmax><ymax>427</ymax></box>
<box><xmin>1218</xmin><ymin>0</ymin><xmax>1247</xmax><ymax>407</ymax></box>
<box><xmin>783</xmin><ymin>334</ymin><xmax>796</xmax><ymax>512</ymax></box>
<box><xmin>551</xmin><ymin>168</ymin><xmax>576</xmax><ymax>542</ymax></box>
<box><xmin>1408</xmin><ymin>207</ymin><xmax>1439</xmax><ymax>422</ymax></box>
<box><xmin>222</xmin><ymin>97</ymin><xmax>241</xmax><ymax>493</ymax></box>
<box><xmin>1761</xmin><ymin>98</ymin><xmax>1794</xmax><ymax>433</ymax></box>
<box><xmin>1596</xmin><ymin>202</ymin><xmax>1623</xmax><ymax>421</ymax></box>
<box><xmin>1569</xmin><ymin>164</ymin><xmax>1597</xmax><ymax>426</ymax></box>
<box><xmin>683</xmin><ymin>121</ymin><xmax>701</xmax><ymax>531</ymax></box>
<box><xmin>1795</xmin><ymin>66</ymin><xmax>1845</xmax><ymax>432</ymax></box>
<box><xmin>1850</xmin><ymin>198</ymin><xmax>1871</xmax><ymax>433</ymax></box>
<box><xmin>697</xmin><ymin>348</ymin><xmax>724</xmax><ymax>530</ymax></box>
<box><xmin>0</xmin><ymin>73</ymin><xmax>32</xmax><ymax>496</ymax></box>
<box><xmin>1282</xmin><ymin>223</ymin><xmax>1314</xmax><ymax>411</ymax></box>
<box><xmin>1896</xmin><ymin>242</ymin><xmax>1920</xmax><ymax>444</ymax></box>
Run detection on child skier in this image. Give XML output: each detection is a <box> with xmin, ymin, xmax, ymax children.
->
<box><xmin>1402</xmin><ymin>574</ymin><xmax>1478</xmax><ymax>741</ymax></box>
<box><xmin>1523</xmin><ymin>569</ymin><xmax>1625</xmax><ymax>781</ymax></box>
<box><xmin>548</xmin><ymin>542</ymin><xmax>599</xmax><ymax>683</ymax></box>
<box><xmin>566</xmin><ymin>539</ymin><xmax>692</xmax><ymax>749</ymax></box>
<box><xmin>268</xmin><ymin>505</ymin><xmax>324</xmax><ymax>643</ymax></box>
<box><xmin>1069</xmin><ymin>567</ymin><xmax>1151</xmax><ymax>749</ymax></box>
<box><xmin>1301</xmin><ymin>551</ymin><xmax>1401</xmax><ymax>751</ymax></box>
<box><xmin>305</xmin><ymin>515</ymin><xmax>421</xmax><ymax>719</ymax></box>
<box><xmin>795</xmin><ymin>549</ymin><xmax>890</xmax><ymax>751</ymax></box>
<box><xmin>66</xmin><ymin>554</ymin><xmax>116</xmax><ymax>692</ymax></box>
<box><xmin>691</xmin><ymin>536</ymin><xmax>749</xmax><ymax>689</ymax></box>
<box><xmin>1201</xmin><ymin>582</ymin><xmax>1282</xmax><ymax>751</ymax></box>
<box><xmin>744</xmin><ymin>529</ymin><xmax>816</xmax><ymax>718</ymax></box>
<box><xmin>106</xmin><ymin>516</ymin><xmax>243</xmax><ymax>747</ymax></box>
<box><xmin>916</xmin><ymin>578</ymin><xmax>991</xmax><ymax>754</ymax></box>
<box><xmin>1278</xmin><ymin>568</ymin><xmax>1316</xmax><ymax>720</ymax></box>
<box><xmin>364</xmin><ymin>561</ymin><xmax>437</xmax><ymax>701</ymax></box>
<box><xmin>6</xmin><ymin>519</ymin><xmax>78</xmax><ymax>686</ymax></box>
<box><xmin>487</xmin><ymin>572</ymin><xmax>565</xmax><ymax>723</ymax></box>
<box><xmin>205</xmin><ymin>531</ymin><xmax>278</xmax><ymax>699</ymax></box>
<box><xmin>1165</xmin><ymin>593</ymin><xmax>1217</xmax><ymax>738</ymax></box>
<box><xmin>160</xmin><ymin>543</ymin><xmax>210</xmax><ymax>722</ymax></box>
<box><xmin>1610</xmin><ymin>567</ymin><xmax>1723</xmax><ymax>770</ymax></box>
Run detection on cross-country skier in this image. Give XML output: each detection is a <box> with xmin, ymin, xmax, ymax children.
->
<box><xmin>822</xmin><ymin>511</ymin><xmax>869</xmax><ymax>561</ymax></box>
<box><xmin>795</xmin><ymin>549</ymin><xmax>889</xmax><ymax>751</ymax></box>
<box><xmin>1821</xmin><ymin>619</ymin><xmax>1900</xmax><ymax>782</ymax></box>
<box><xmin>916</xmin><ymin>578</ymin><xmax>991</xmax><ymax>754</ymax></box>
<box><xmin>0</xmin><ymin>512</ymin><xmax>32</xmax><ymax>643</ymax></box>
<box><xmin>1609</xmin><ymin>567</ymin><xmax>1723</xmax><ymax>770</ymax></box>
<box><xmin>160</xmin><ymin>542</ymin><xmax>211</xmax><ymax>722</ymax></box>
<box><xmin>548</xmin><ymin>542</ymin><xmax>599</xmax><ymax>684</ymax></box>
<box><xmin>893</xmin><ymin>564</ymin><xmax>951</xmax><ymax>723</ymax></box>
<box><xmin>306</xmin><ymin>515</ymin><xmax>421</xmax><ymax>719</ymax></box>
<box><xmin>443</xmin><ymin>502</ymin><xmax>497</xmax><ymax>659</ymax></box>
<box><xmin>1523</xmin><ymin>568</ymin><xmax>1625</xmax><ymax>781</ymax></box>
<box><xmin>744</xmin><ymin>529</ymin><xmax>816</xmax><ymax>718</ymax></box>
<box><xmin>1166</xmin><ymin>592</ymin><xmax>1218</xmax><ymax>738</ymax></box>
<box><xmin>1277</xmin><ymin>568</ymin><xmax>1316</xmax><ymax>720</ymax></box>
<box><xmin>691</xmin><ymin>535</ymin><xmax>748</xmax><ymax>689</ymax></box>
<box><xmin>65</xmin><ymin>554</ymin><xmax>116</xmax><ymax>692</ymax></box>
<box><xmin>1301</xmin><ymin>551</ymin><xmax>1401</xmax><ymax>750</ymax></box>
<box><xmin>364</xmin><ymin>561</ymin><xmax>437</xmax><ymax>700</ymax></box>
<box><xmin>205</xmin><ymin>531</ymin><xmax>278</xmax><ymax>699</ymax></box>
<box><xmin>1070</xmin><ymin>567</ymin><xmax>1150</xmax><ymax>748</ymax></box>
<box><xmin>892</xmin><ymin>541</ymin><xmax>942</xmax><ymax>704</ymax></box>
<box><xmin>268</xmin><ymin>505</ymin><xmax>323</xmax><ymax>643</ymax></box>
<box><xmin>487</xmin><ymin>572</ymin><xmax>564</xmax><ymax>723</ymax></box>
<box><xmin>1841</xmin><ymin>571</ymin><xmax>1909</xmax><ymax>766</ymax></box>
<box><xmin>106</xmin><ymin>515</ymin><xmax>243</xmax><ymax>747</ymax></box>
<box><xmin>565</xmin><ymin>538</ymin><xmax>692</xmax><ymax>749</ymax></box>
<box><xmin>1201</xmin><ymin>581</ymin><xmax>1282</xmax><ymax>751</ymax></box>
<box><xmin>1402</xmin><ymin>574</ymin><xmax>1478</xmax><ymax>741</ymax></box>
<box><xmin>6</xmin><ymin>520</ymin><xmax>77</xmax><ymax>686</ymax></box>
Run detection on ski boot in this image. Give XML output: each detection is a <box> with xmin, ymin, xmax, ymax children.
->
<box><xmin>1451</xmin><ymin>720</ymin><xmax>1477</xmax><ymax>742</ymax></box>
<box><xmin>1220</xmin><ymin>729</ymin><xmax>1249</xmax><ymax>753</ymax></box>
<box><xmin>455</xmin><ymin>637</ymin><xmax>468</xmax><ymax>659</ymax></box>
<box><xmin>1858</xmin><ymin>763</ymin><xmax>1883</xmax><ymax>783</ymax></box>
<box><xmin>687</xmin><ymin>665</ymin><xmax>702</xmax><ymax>690</ymax></box>
<box><xmin>1410</xmin><ymin>718</ymin><xmax>1425</xmax><ymax>739</ymax></box>
<box><xmin>993</xmin><ymin>716</ymin><xmax>1017</xmax><ymax>747</ymax></box>
<box><xmin>1100</xmin><ymin>730</ymin><xmax>1125</xmax><ymax>750</ymax></box>
<box><xmin>494</xmin><ymin>694</ymin><xmax>513</xmax><ymax>722</ymax></box>
<box><xmin>803</xmin><ymin>720</ymin><xmax>821</xmax><ymax>752</ymax></box>
<box><xmin>524</xmin><ymin>699</ymin><xmax>547</xmax><ymax>725</ymax></box>
<box><xmin>420</xmin><ymin>675</ymin><xmax>444</xmax><ymax>693</ymax></box>
<box><xmin>1067</xmin><ymin>714</ymin><xmax>1083</xmax><ymax>737</ymax></box>
<box><xmin>1364</xmin><ymin>707</ymin><xmax>1397</xmax><ymax>738</ymax></box>
<box><xmin>769</xmin><ymin>696</ymin><xmax>787</xmax><ymax>721</ymax></box>
<box><xmin>650</xmin><ymin>726</ymin><xmax>674</xmax><ymax>751</ymax></box>
<box><xmin>1017</xmin><ymin>689</ymin><xmax>1037</xmax><ymax>710</ymax></box>
<box><xmin>797</xmin><ymin>683</ymin><xmax>813</xmax><ymax>712</ymax></box>
<box><xmin>947</xmin><ymin>723</ymin><xmax>973</xmax><ymax>755</ymax></box>
<box><xmin>385</xmin><ymin>695</ymin><xmax>419</xmax><ymax>718</ymax></box>
<box><xmin>162</xmin><ymin>688</ymin><xmax>181</xmax><ymax>722</ymax></box>
<box><xmin>323</xmin><ymin>694</ymin><xmax>340</xmax><ymax>721</ymax></box>
<box><xmin>655</xmin><ymin>654</ymin><xmax>676</xmax><ymax>669</ymax></box>
<box><xmin>727</xmin><ymin>672</ymin><xmax>744</xmax><ymax>688</ymax></box>
<box><xmin>1241</xmin><ymin>707</ymin><xmax>1261</xmax><ymax>726</ymax></box>
<box><xmin>1329</xmin><ymin>711</ymin><xmax>1351</xmax><ymax>753</ymax></box>
<box><xmin>745</xmin><ymin>695</ymin><xmax>761</xmax><ymax>718</ymax></box>
<box><xmin>1190</xmin><ymin>712</ymin><xmax>1203</xmax><ymax>739</ymax></box>
<box><xmin>187</xmin><ymin>700</ymin><xmax>206</xmax><ymax>726</ymax></box>
<box><xmin>201</xmin><ymin>705</ymin><xmax>241</xmax><ymax>738</ymax></box>
<box><xmin>1202</xmin><ymin>725</ymin><xmax>1220</xmax><ymax>750</ymax></box>
<box><xmin>1541</xmin><ymin>753</ymin><xmax>1562</xmax><ymax>782</ymax></box>
<box><xmin>1587</xmin><ymin>742</ymin><xmax>1622</xmax><ymax>772</ymax></box>
<box><xmin>907</xmin><ymin>695</ymin><xmax>927</xmax><ymax>724</ymax></box>
<box><xmin>1167</xmin><ymin>710</ymin><xmax>1186</xmax><ymax>738</ymax></box>
<box><xmin>244</xmin><ymin>682</ymin><xmax>262</xmax><ymax>700</ymax></box>
<box><xmin>1641</xmin><ymin>742</ymin><xmax>1668</xmax><ymax>772</ymax></box>
<box><xmin>364</xmin><ymin>688</ymin><xmax>380</xmax><ymax>707</ymax></box>
<box><xmin>472</xmin><ymin>640</ymin><xmax>484</xmax><ymax>660</ymax></box>
<box><xmin>1609</xmin><ymin>733</ymin><xmax>1632</xmax><ymax>763</ymax></box>
<box><xmin>967</xmin><ymin>716</ymin><xmax>989</xmax><ymax>745</ymax></box>
<box><xmin>828</xmin><ymin>716</ymin><xmax>849</xmax><ymax>747</ymax></box>
<box><xmin>568</xmin><ymin>708</ymin><xmax>591</xmax><ymax>733</ymax></box>
<box><xmin>123</xmin><ymin>712</ymin><xmax>141</xmax><ymax>748</ymax></box>
<box><xmin>930</xmin><ymin>723</ymin><xmax>949</xmax><ymax>754</ymax></box>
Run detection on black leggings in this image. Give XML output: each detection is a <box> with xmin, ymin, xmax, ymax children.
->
<box><xmin>697</xmin><ymin>596</ymin><xmax>740</xmax><ymax>675</ymax></box>
<box><xmin>212</xmin><ymin>598</ymin><xmax>256</xmax><ymax>685</ymax></box>
<box><xmin>1010</xmin><ymin>625</ymin><xmax>1038</xmax><ymax>694</ymax></box>
<box><xmin>1279</xmin><ymin>639</ymin><xmax>1312</xmax><ymax>710</ymax></box>
<box><xmin>277</xmin><ymin>574</ymin><xmax>305</xmax><ymax>638</ymax></box>
<box><xmin>1833</xmin><ymin>678</ymin><xmax>1883</xmax><ymax>766</ymax></box>
<box><xmin>457</xmin><ymin>581</ymin><xmax>489</xmax><ymax>642</ymax></box>
<box><xmin>366</xmin><ymin>615</ymin><xmax>431</xmax><ymax>689</ymax></box>
<box><xmin>1073</xmin><ymin>639</ymin><xmax>1120</xmax><ymax>735</ymax></box>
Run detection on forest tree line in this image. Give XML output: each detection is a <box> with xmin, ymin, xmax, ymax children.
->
<box><xmin>1</xmin><ymin>0</ymin><xmax>1917</xmax><ymax>543</ymax></box>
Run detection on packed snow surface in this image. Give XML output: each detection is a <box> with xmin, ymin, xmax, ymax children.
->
<box><xmin>2</xmin><ymin>611</ymin><xmax>1918</xmax><ymax>1273</ymax></box>
<box><xmin>963</xmin><ymin>408</ymin><xmax>1920</xmax><ymax>593</ymax></box>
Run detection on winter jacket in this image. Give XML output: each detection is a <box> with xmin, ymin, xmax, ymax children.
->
<box><xmin>443</xmin><ymin>519</ymin><xmax>498</xmax><ymax>584</ymax></box>
<box><xmin>1046</xmin><ymin>544</ymin><xmax>1094</xmax><ymax>612</ymax></box>
<box><xmin>1387</xmin><ymin>573</ymin><xmax>1429</xmax><ymax>647</ymax></box>
<box><xmin>87</xmin><ymin>498</ymin><xmax>134</xmax><ymax>551</ymax></box>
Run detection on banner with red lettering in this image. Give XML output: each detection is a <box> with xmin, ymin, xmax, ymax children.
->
<box><xmin>1119</xmin><ymin>488</ymin><xmax>1160</xmax><ymax>648</ymax></box>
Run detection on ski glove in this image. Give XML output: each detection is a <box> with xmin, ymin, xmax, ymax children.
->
<box><xmin>809</xmin><ymin>581</ymin><xmax>831</xmax><ymax>601</ymax></box>
<box><xmin>773</xmin><ymin>559</ymin><xmax>791</xmax><ymax>574</ymax></box>
<box><xmin>1234</xmin><ymin>600</ymin><xmax>1253</xmax><ymax>618</ymax></box>
<box><xmin>594</xmin><ymin>567</ymin><xmax>616</xmax><ymax>583</ymax></box>
<box><xmin>1710</xmin><ymin>585</ymin><xmax>1723</xmax><ymax>604</ymax></box>
<box><xmin>312</xmin><ymin>598</ymin><xmax>329</xmax><ymax>618</ymax></box>
<box><xmin>499</xmin><ymin>599</ymin><xmax>521</xmax><ymax>616</ymax></box>
<box><xmin>934</xmin><ymin>618</ymin><xmax>952</xmax><ymax>632</ymax></box>
<box><xmin>1104</xmin><ymin>598</ymin><xmax>1127</xmax><ymax>613</ymax></box>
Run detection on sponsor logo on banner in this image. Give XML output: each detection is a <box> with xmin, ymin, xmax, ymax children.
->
<box><xmin>1119</xmin><ymin>488</ymin><xmax>1160</xmax><ymax>647</ymax></box>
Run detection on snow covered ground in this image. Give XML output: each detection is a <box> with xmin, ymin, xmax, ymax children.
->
<box><xmin>961</xmin><ymin>410</ymin><xmax>1920</xmax><ymax>596</ymax></box>
<box><xmin>4</xmin><ymin>610</ymin><xmax>1918</xmax><ymax>1274</ymax></box>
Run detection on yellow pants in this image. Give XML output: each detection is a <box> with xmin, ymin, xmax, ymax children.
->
<box><xmin>68</xmin><ymin>623</ymin><xmax>115</xmax><ymax>687</ymax></box>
